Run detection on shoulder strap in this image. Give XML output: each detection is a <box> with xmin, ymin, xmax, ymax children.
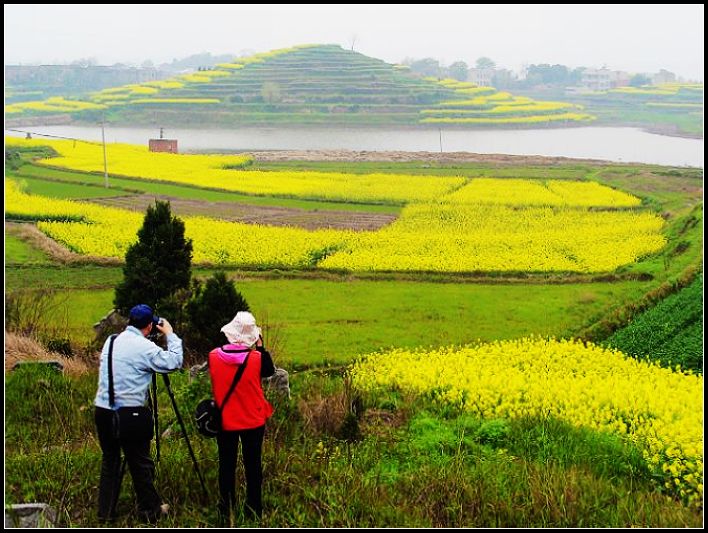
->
<box><xmin>220</xmin><ymin>347</ymin><xmax>252</xmax><ymax>354</ymax></box>
<box><xmin>218</xmin><ymin>351</ymin><xmax>250</xmax><ymax>411</ymax></box>
<box><xmin>107</xmin><ymin>334</ymin><xmax>118</xmax><ymax>408</ymax></box>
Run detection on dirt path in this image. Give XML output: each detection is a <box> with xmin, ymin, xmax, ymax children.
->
<box><xmin>5</xmin><ymin>222</ymin><xmax>120</xmax><ymax>265</ymax></box>
<box><xmin>88</xmin><ymin>195</ymin><xmax>397</xmax><ymax>231</ymax></box>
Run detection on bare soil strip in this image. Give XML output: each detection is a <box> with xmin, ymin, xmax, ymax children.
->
<box><xmin>88</xmin><ymin>194</ymin><xmax>397</xmax><ymax>231</ymax></box>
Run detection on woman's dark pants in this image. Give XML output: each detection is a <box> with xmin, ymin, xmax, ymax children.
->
<box><xmin>216</xmin><ymin>425</ymin><xmax>266</xmax><ymax>519</ymax></box>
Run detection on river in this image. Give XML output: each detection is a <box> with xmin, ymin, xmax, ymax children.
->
<box><xmin>5</xmin><ymin>125</ymin><xmax>703</xmax><ymax>167</ymax></box>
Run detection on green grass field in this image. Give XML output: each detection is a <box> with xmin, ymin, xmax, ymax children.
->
<box><xmin>5</xmin><ymin>235</ymin><xmax>53</xmax><ymax>265</ymax></box>
<box><xmin>6</xmin><ymin>270</ymin><xmax>651</xmax><ymax>365</ymax></box>
<box><xmin>7</xmin><ymin>174</ymin><xmax>127</xmax><ymax>199</ymax></box>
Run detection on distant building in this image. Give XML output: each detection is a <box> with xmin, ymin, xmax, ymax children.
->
<box><xmin>580</xmin><ymin>68</ymin><xmax>630</xmax><ymax>91</ymax></box>
<box><xmin>149</xmin><ymin>128</ymin><xmax>178</xmax><ymax>154</ymax></box>
<box><xmin>149</xmin><ymin>139</ymin><xmax>177</xmax><ymax>153</ymax></box>
<box><xmin>467</xmin><ymin>68</ymin><xmax>495</xmax><ymax>86</ymax></box>
<box><xmin>149</xmin><ymin>128</ymin><xmax>178</xmax><ymax>153</ymax></box>
<box><xmin>581</xmin><ymin>68</ymin><xmax>613</xmax><ymax>91</ymax></box>
<box><xmin>652</xmin><ymin>69</ymin><xmax>677</xmax><ymax>85</ymax></box>
<box><xmin>491</xmin><ymin>68</ymin><xmax>516</xmax><ymax>89</ymax></box>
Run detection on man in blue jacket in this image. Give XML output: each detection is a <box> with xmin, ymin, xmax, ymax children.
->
<box><xmin>94</xmin><ymin>304</ymin><xmax>183</xmax><ymax>523</ymax></box>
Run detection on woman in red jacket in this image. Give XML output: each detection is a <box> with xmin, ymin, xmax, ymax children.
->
<box><xmin>209</xmin><ymin>311</ymin><xmax>275</xmax><ymax>520</ymax></box>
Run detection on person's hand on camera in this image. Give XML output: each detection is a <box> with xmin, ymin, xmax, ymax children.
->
<box><xmin>156</xmin><ymin>318</ymin><xmax>173</xmax><ymax>336</ymax></box>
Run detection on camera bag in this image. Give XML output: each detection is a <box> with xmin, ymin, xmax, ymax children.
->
<box><xmin>107</xmin><ymin>334</ymin><xmax>154</xmax><ymax>441</ymax></box>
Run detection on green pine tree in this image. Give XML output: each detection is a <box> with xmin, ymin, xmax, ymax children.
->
<box><xmin>185</xmin><ymin>271</ymin><xmax>250</xmax><ymax>353</ymax></box>
<box><xmin>114</xmin><ymin>200</ymin><xmax>193</xmax><ymax>317</ymax></box>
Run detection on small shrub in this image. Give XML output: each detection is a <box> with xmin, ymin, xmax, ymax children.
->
<box><xmin>184</xmin><ymin>271</ymin><xmax>250</xmax><ymax>356</ymax></box>
<box><xmin>44</xmin><ymin>337</ymin><xmax>73</xmax><ymax>357</ymax></box>
<box><xmin>337</xmin><ymin>411</ymin><xmax>362</xmax><ymax>442</ymax></box>
<box><xmin>475</xmin><ymin>419</ymin><xmax>511</xmax><ymax>446</ymax></box>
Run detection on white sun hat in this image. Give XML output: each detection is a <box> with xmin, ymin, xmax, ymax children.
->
<box><xmin>220</xmin><ymin>311</ymin><xmax>261</xmax><ymax>346</ymax></box>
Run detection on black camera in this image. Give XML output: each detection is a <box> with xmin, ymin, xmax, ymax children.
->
<box><xmin>147</xmin><ymin>318</ymin><xmax>164</xmax><ymax>341</ymax></box>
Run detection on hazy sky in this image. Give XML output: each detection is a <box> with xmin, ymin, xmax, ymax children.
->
<box><xmin>4</xmin><ymin>4</ymin><xmax>704</xmax><ymax>79</ymax></box>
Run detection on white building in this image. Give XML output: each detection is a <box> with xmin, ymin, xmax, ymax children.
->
<box><xmin>467</xmin><ymin>68</ymin><xmax>495</xmax><ymax>86</ymax></box>
<box><xmin>652</xmin><ymin>69</ymin><xmax>676</xmax><ymax>85</ymax></box>
<box><xmin>580</xmin><ymin>68</ymin><xmax>630</xmax><ymax>91</ymax></box>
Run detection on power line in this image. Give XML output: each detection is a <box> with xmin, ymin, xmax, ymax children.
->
<box><xmin>5</xmin><ymin>127</ymin><xmax>150</xmax><ymax>158</ymax></box>
<box><xmin>4</xmin><ymin>128</ymin><xmax>104</xmax><ymax>146</ymax></box>
<box><xmin>6</xmin><ymin>126</ymin><xmax>112</xmax><ymax>187</ymax></box>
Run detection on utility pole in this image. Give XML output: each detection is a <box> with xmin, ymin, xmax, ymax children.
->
<box><xmin>439</xmin><ymin>128</ymin><xmax>443</xmax><ymax>153</ymax></box>
<box><xmin>101</xmin><ymin>116</ymin><xmax>109</xmax><ymax>188</ymax></box>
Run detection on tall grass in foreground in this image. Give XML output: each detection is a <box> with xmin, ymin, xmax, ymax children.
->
<box><xmin>5</xmin><ymin>366</ymin><xmax>701</xmax><ymax>527</ymax></box>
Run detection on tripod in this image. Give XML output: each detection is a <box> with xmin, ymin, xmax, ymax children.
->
<box><xmin>114</xmin><ymin>373</ymin><xmax>208</xmax><ymax>513</ymax></box>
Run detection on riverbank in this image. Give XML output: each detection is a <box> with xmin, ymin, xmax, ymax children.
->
<box><xmin>5</xmin><ymin>124</ymin><xmax>702</xmax><ymax>167</ymax></box>
<box><xmin>6</xmin><ymin>116</ymin><xmax>701</xmax><ymax>140</ymax></box>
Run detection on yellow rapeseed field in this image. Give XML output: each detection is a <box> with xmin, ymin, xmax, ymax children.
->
<box><xmin>5</xmin><ymin>138</ymin><xmax>665</xmax><ymax>273</ymax></box>
<box><xmin>6</xmin><ymin>138</ymin><xmax>464</xmax><ymax>205</ymax></box>
<box><xmin>319</xmin><ymin>203</ymin><xmax>664</xmax><ymax>273</ymax></box>
<box><xmin>350</xmin><ymin>337</ymin><xmax>703</xmax><ymax>507</ymax></box>
<box><xmin>5</xmin><ymin>179</ymin><xmax>349</xmax><ymax>267</ymax></box>
<box><xmin>443</xmin><ymin>178</ymin><xmax>641</xmax><ymax>207</ymax></box>
<box><xmin>420</xmin><ymin>113</ymin><xmax>595</xmax><ymax>124</ymax></box>
<box><xmin>422</xmin><ymin>80</ymin><xmax>596</xmax><ymax>124</ymax></box>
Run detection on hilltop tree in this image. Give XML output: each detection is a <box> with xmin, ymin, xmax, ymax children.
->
<box><xmin>475</xmin><ymin>57</ymin><xmax>496</xmax><ymax>70</ymax></box>
<box><xmin>448</xmin><ymin>61</ymin><xmax>469</xmax><ymax>81</ymax></box>
<box><xmin>114</xmin><ymin>200</ymin><xmax>193</xmax><ymax>317</ymax></box>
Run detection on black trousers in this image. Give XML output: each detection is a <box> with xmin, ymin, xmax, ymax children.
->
<box><xmin>94</xmin><ymin>406</ymin><xmax>161</xmax><ymax>522</ymax></box>
<box><xmin>216</xmin><ymin>425</ymin><xmax>266</xmax><ymax>518</ymax></box>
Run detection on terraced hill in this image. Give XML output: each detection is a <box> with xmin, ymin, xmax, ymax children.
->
<box><xmin>6</xmin><ymin>44</ymin><xmax>593</xmax><ymax>127</ymax></box>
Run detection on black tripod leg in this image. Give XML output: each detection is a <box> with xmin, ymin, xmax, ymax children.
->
<box><xmin>161</xmin><ymin>374</ymin><xmax>209</xmax><ymax>499</ymax></box>
<box><xmin>151</xmin><ymin>374</ymin><xmax>160</xmax><ymax>463</ymax></box>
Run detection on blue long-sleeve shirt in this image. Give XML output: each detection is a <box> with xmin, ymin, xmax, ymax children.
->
<box><xmin>94</xmin><ymin>326</ymin><xmax>183</xmax><ymax>409</ymax></box>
